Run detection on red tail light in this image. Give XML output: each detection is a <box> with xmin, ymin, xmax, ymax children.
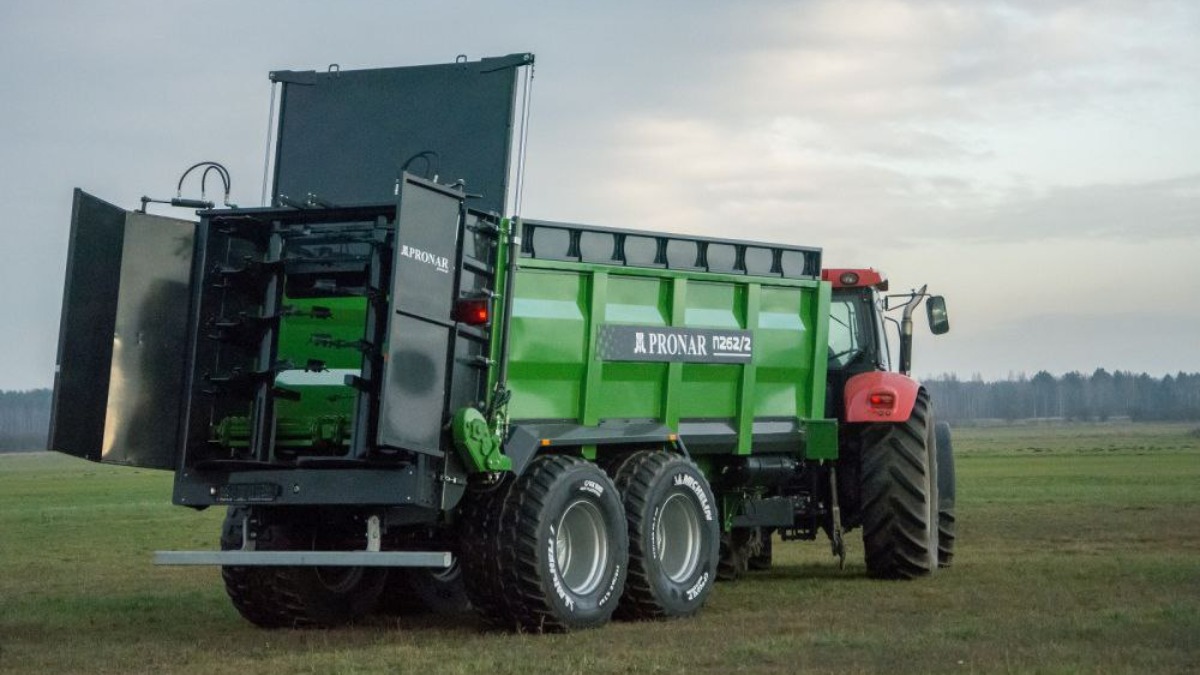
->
<box><xmin>868</xmin><ymin>392</ymin><xmax>896</xmax><ymax>409</ymax></box>
<box><xmin>454</xmin><ymin>298</ymin><xmax>491</xmax><ymax>326</ymax></box>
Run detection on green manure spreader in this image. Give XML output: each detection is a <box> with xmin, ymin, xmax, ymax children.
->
<box><xmin>51</xmin><ymin>54</ymin><xmax>952</xmax><ymax>632</ymax></box>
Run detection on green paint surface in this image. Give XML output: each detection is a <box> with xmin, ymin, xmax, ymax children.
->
<box><xmin>506</xmin><ymin>258</ymin><xmax>833</xmax><ymax>452</ymax></box>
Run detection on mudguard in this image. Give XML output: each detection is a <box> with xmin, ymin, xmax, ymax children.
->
<box><xmin>843</xmin><ymin>372</ymin><xmax>922</xmax><ymax>423</ymax></box>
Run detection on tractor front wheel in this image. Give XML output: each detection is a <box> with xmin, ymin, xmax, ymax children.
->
<box><xmin>935</xmin><ymin>421</ymin><xmax>957</xmax><ymax>567</ymax></box>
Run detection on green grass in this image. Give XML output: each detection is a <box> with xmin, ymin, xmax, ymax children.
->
<box><xmin>2</xmin><ymin>422</ymin><xmax>1198</xmax><ymax>673</ymax></box>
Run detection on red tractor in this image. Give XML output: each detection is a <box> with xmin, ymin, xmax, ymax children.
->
<box><xmin>822</xmin><ymin>267</ymin><xmax>953</xmax><ymax>575</ymax></box>
<box><xmin>718</xmin><ymin>267</ymin><xmax>953</xmax><ymax>581</ymax></box>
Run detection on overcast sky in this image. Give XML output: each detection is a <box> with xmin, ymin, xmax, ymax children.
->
<box><xmin>1</xmin><ymin>0</ymin><xmax>1197</xmax><ymax>390</ymax></box>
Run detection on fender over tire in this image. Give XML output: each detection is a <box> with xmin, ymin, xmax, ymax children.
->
<box><xmin>858</xmin><ymin>390</ymin><xmax>939</xmax><ymax>579</ymax></box>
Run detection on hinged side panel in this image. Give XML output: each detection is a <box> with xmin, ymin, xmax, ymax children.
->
<box><xmin>50</xmin><ymin>190</ymin><xmax>195</xmax><ymax>468</ymax></box>
<box><xmin>100</xmin><ymin>212</ymin><xmax>195</xmax><ymax>468</ymax></box>
<box><xmin>51</xmin><ymin>190</ymin><xmax>127</xmax><ymax>461</ymax></box>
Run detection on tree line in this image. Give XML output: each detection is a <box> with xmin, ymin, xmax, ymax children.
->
<box><xmin>2</xmin><ymin>370</ymin><xmax>1199</xmax><ymax>450</ymax></box>
<box><xmin>923</xmin><ymin>370</ymin><xmax>1200</xmax><ymax>423</ymax></box>
<box><xmin>0</xmin><ymin>389</ymin><xmax>52</xmax><ymax>451</ymax></box>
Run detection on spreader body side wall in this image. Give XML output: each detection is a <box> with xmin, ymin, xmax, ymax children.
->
<box><xmin>505</xmin><ymin>259</ymin><xmax>829</xmax><ymax>455</ymax></box>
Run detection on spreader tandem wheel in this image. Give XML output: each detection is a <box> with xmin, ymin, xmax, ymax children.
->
<box><xmin>459</xmin><ymin>475</ymin><xmax>519</xmax><ymax>628</ymax></box>
<box><xmin>859</xmin><ymin>390</ymin><xmax>939</xmax><ymax>579</ymax></box>
<box><xmin>494</xmin><ymin>455</ymin><xmax>629</xmax><ymax>632</ymax></box>
<box><xmin>219</xmin><ymin>507</ymin><xmax>387</xmax><ymax>628</ymax></box>
<box><xmin>608</xmin><ymin>450</ymin><xmax>719</xmax><ymax>620</ymax></box>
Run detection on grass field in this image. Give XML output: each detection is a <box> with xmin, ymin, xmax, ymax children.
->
<box><xmin>1</xmin><ymin>423</ymin><xmax>1197</xmax><ymax>674</ymax></box>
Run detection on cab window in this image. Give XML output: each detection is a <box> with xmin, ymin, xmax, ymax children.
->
<box><xmin>828</xmin><ymin>297</ymin><xmax>862</xmax><ymax>368</ymax></box>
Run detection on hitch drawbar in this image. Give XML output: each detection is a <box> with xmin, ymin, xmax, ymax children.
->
<box><xmin>153</xmin><ymin>550</ymin><xmax>452</xmax><ymax>568</ymax></box>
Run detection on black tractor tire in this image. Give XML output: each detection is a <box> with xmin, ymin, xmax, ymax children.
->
<box><xmin>858</xmin><ymin>391</ymin><xmax>939</xmax><ymax>579</ymax></box>
<box><xmin>494</xmin><ymin>455</ymin><xmax>628</xmax><ymax>632</ymax></box>
<box><xmin>377</xmin><ymin>561</ymin><xmax>472</xmax><ymax>615</ymax></box>
<box><xmin>609</xmin><ymin>451</ymin><xmax>719</xmax><ymax>620</ymax></box>
<box><xmin>459</xmin><ymin>475</ymin><xmax>518</xmax><ymax>628</ymax></box>
<box><xmin>935</xmin><ymin>421</ymin><xmax>957</xmax><ymax>568</ymax></box>
<box><xmin>219</xmin><ymin>507</ymin><xmax>387</xmax><ymax>628</ymax></box>
<box><xmin>747</xmin><ymin>528</ymin><xmax>774</xmax><ymax>571</ymax></box>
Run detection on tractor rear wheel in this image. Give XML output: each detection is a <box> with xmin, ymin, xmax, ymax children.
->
<box><xmin>935</xmin><ymin>422</ymin><xmax>957</xmax><ymax>568</ymax></box>
<box><xmin>219</xmin><ymin>507</ymin><xmax>387</xmax><ymax>628</ymax></box>
<box><xmin>494</xmin><ymin>455</ymin><xmax>628</xmax><ymax>632</ymax></box>
<box><xmin>610</xmin><ymin>450</ymin><xmax>718</xmax><ymax>620</ymax></box>
<box><xmin>858</xmin><ymin>391</ymin><xmax>939</xmax><ymax>579</ymax></box>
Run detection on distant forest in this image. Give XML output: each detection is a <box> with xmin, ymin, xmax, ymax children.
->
<box><xmin>924</xmin><ymin>370</ymin><xmax>1200</xmax><ymax>423</ymax></box>
<box><xmin>0</xmin><ymin>389</ymin><xmax>51</xmax><ymax>451</ymax></box>
<box><xmin>2</xmin><ymin>371</ymin><xmax>1199</xmax><ymax>450</ymax></box>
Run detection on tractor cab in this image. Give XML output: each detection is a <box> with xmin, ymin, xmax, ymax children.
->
<box><xmin>821</xmin><ymin>268</ymin><xmax>949</xmax><ymax>420</ymax></box>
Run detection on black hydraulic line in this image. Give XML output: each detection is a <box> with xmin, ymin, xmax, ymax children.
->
<box><xmin>176</xmin><ymin>161</ymin><xmax>233</xmax><ymax>206</ymax></box>
<box><xmin>201</xmin><ymin>165</ymin><xmax>230</xmax><ymax>198</ymax></box>
<box><xmin>400</xmin><ymin>151</ymin><xmax>440</xmax><ymax>180</ymax></box>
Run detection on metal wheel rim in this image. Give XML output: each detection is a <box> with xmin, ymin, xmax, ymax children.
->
<box><xmin>655</xmin><ymin>492</ymin><xmax>703</xmax><ymax>583</ymax></box>
<box><xmin>556</xmin><ymin>498</ymin><xmax>608</xmax><ymax>595</ymax></box>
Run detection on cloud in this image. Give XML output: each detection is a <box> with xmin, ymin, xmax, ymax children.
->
<box><xmin>1</xmin><ymin>0</ymin><xmax>1198</xmax><ymax>388</ymax></box>
<box><xmin>971</xmin><ymin>174</ymin><xmax>1200</xmax><ymax>241</ymax></box>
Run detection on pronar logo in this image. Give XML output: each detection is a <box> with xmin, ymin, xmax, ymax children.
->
<box><xmin>399</xmin><ymin>244</ymin><xmax>450</xmax><ymax>274</ymax></box>
<box><xmin>633</xmin><ymin>331</ymin><xmax>714</xmax><ymax>357</ymax></box>
<box><xmin>599</xmin><ymin>325</ymin><xmax>752</xmax><ymax>364</ymax></box>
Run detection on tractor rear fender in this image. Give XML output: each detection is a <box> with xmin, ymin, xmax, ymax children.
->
<box><xmin>842</xmin><ymin>372</ymin><xmax>922</xmax><ymax>423</ymax></box>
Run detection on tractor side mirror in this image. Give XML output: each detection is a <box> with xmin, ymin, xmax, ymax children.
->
<box><xmin>926</xmin><ymin>295</ymin><xmax>950</xmax><ymax>335</ymax></box>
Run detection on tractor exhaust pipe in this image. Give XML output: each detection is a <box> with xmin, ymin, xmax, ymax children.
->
<box><xmin>897</xmin><ymin>284</ymin><xmax>927</xmax><ymax>377</ymax></box>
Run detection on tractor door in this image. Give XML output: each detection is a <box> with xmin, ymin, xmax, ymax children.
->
<box><xmin>50</xmin><ymin>189</ymin><xmax>195</xmax><ymax>469</ymax></box>
<box><xmin>825</xmin><ymin>287</ymin><xmax>885</xmax><ymax>419</ymax></box>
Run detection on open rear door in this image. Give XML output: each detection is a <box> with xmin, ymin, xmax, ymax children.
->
<box><xmin>376</xmin><ymin>176</ymin><xmax>464</xmax><ymax>455</ymax></box>
<box><xmin>50</xmin><ymin>189</ymin><xmax>196</xmax><ymax>469</ymax></box>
